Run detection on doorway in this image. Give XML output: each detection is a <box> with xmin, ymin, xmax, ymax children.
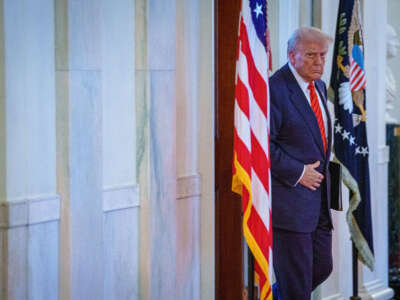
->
<box><xmin>214</xmin><ymin>0</ymin><xmax>243</xmax><ymax>299</ymax></box>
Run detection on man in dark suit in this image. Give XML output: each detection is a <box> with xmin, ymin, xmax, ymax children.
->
<box><xmin>270</xmin><ymin>27</ymin><xmax>333</xmax><ymax>299</ymax></box>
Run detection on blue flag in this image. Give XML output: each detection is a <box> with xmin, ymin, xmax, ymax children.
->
<box><xmin>329</xmin><ymin>0</ymin><xmax>374</xmax><ymax>270</ymax></box>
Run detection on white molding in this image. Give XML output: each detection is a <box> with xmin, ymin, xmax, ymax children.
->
<box><xmin>377</xmin><ymin>145</ymin><xmax>390</xmax><ymax>164</ymax></box>
<box><xmin>177</xmin><ymin>174</ymin><xmax>201</xmax><ymax>200</ymax></box>
<box><xmin>278</xmin><ymin>0</ymin><xmax>300</xmax><ymax>66</ymax></box>
<box><xmin>359</xmin><ymin>279</ymin><xmax>394</xmax><ymax>300</ymax></box>
<box><xmin>0</xmin><ymin>195</ymin><xmax>60</xmax><ymax>228</ymax></box>
<box><xmin>103</xmin><ymin>183</ymin><xmax>140</xmax><ymax>212</ymax></box>
<box><xmin>322</xmin><ymin>294</ymin><xmax>346</xmax><ymax>300</ymax></box>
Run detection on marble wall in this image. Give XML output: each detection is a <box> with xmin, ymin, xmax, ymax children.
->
<box><xmin>67</xmin><ymin>0</ymin><xmax>104</xmax><ymax>298</ymax></box>
<box><xmin>0</xmin><ymin>0</ymin><xmax>60</xmax><ymax>299</ymax></box>
<box><xmin>135</xmin><ymin>1</ymin><xmax>212</xmax><ymax>299</ymax></box>
<box><xmin>101</xmin><ymin>0</ymin><xmax>139</xmax><ymax>299</ymax></box>
<box><xmin>136</xmin><ymin>0</ymin><xmax>179</xmax><ymax>298</ymax></box>
<box><xmin>0</xmin><ymin>0</ymin><xmax>141</xmax><ymax>299</ymax></box>
<box><xmin>0</xmin><ymin>0</ymin><xmax>76</xmax><ymax>296</ymax></box>
<box><xmin>176</xmin><ymin>0</ymin><xmax>201</xmax><ymax>299</ymax></box>
<box><xmin>10</xmin><ymin>0</ymin><xmax>396</xmax><ymax>299</ymax></box>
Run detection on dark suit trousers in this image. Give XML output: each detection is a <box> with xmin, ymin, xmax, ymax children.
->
<box><xmin>273</xmin><ymin>197</ymin><xmax>333</xmax><ymax>300</ymax></box>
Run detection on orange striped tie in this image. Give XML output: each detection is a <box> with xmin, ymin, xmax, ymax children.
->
<box><xmin>308</xmin><ymin>81</ymin><xmax>327</xmax><ymax>153</ymax></box>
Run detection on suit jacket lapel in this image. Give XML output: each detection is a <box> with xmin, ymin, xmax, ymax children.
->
<box><xmin>281</xmin><ymin>65</ymin><xmax>326</xmax><ymax>157</ymax></box>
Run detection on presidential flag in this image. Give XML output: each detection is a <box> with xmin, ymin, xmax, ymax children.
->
<box><xmin>232</xmin><ymin>0</ymin><xmax>276</xmax><ymax>299</ymax></box>
<box><xmin>329</xmin><ymin>0</ymin><xmax>374</xmax><ymax>270</ymax></box>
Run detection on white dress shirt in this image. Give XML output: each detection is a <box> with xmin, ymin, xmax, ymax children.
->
<box><xmin>288</xmin><ymin>62</ymin><xmax>328</xmax><ymax>185</ymax></box>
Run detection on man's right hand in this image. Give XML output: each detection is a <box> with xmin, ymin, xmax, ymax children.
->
<box><xmin>299</xmin><ymin>161</ymin><xmax>324</xmax><ymax>191</ymax></box>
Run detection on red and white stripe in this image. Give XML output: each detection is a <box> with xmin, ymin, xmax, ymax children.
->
<box><xmin>232</xmin><ymin>1</ymin><xmax>273</xmax><ymax>299</ymax></box>
<box><xmin>350</xmin><ymin>58</ymin><xmax>366</xmax><ymax>91</ymax></box>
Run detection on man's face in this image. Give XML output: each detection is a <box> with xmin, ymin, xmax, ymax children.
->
<box><xmin>289</xmin><ymin>41</ymin><xmax>328</xmax><ymax>82</ymax></box>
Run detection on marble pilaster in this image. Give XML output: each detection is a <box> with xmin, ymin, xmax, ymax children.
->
<box><xmin>278</xmin><ymin>0</ymin><xmax>300</xmax><ymax>67</ymax></box>
<box><xmin>4</xmin><ymin>0</ymin><xmax>56</xmax><ymax>200</ymax></box>
<box><xmin>176</xmin><ymin>0</ymin><xmax>201</xmax><ymax>299</ymax></box>
<box><xmin>137</xmin><ymin>0</ymin><xmax>178</xmax><ymax>299</ymax></box>
<box><xmin>69</xmin><ymin>70</ymin><xmax>103</xmax><ymax>299</ymax></box>
<box><xmin>28</xmin><ymin>221</ymin><xmax>59</xmax><ymax>299</ymax></box>
<box><xmin>176</xmin><ymin>175</ymin><xmax>201</xmax><ymax>300</ymax></box>
<box><xmin>103</xmin><ymin>186</ymin><xmax>139</xmax><ymax>300</ymax></box>
<box><xmin>148</xmin><ymin>69</ymin><xmax>177</xmax><ymax>299</ymax></box>
<box><xmin>101</xmin><ymin>0</ymin><xmax>139</xmax><ymax>299</ymax></box>
<box><xmin>0</xmin><ymin>1</ymin><xmax>59</xmax><ymax>299</ymax></box>
<box><xmin>67</xmin><ymin>0</ymin><xmax>104</xmax><ymax>298</ymax></box>
<box><xmin>102</xmin><ymin>0</ymin><xmax>135</xmax><ymax>188</ymax></box>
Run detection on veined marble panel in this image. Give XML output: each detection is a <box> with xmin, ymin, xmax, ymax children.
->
<box><xmin>0</xmin><ymin>220</ymin><xmax>59</xmax><ymax>300</ymax></box>
<box><xmin>176</xmin><ymin>175</ymin><xmax>201</xmax><ymax>299</ymax></box>
<box><xmin>135</xmin><ymin>70</ymin><xmax>149</xmax><ymax>181</ymax></box>
<box><xmin>176</xmin><ymin>194</ymin><xmax>200</xmax><ymax>300</ymax></box>
<box><xmin>69</xmin><ymin>70</ymin><xmax>103</xmax><ymax>300</ymax></box>
<box><xmin>176</xmin><ymin>0</ymin><xmax>199</xmax><ymax>177</ymax></box>
<box><xmin>102</xmin><ymin>0</ymin><xmax>135</xmax><ymax>187</ymax></box>
<box><xmin>148</xmin><ymin>70</ymin><xmax>177</xmax><ymax>299</ymax></box>
<box><xmin>4</xmin><ymin>0</ymin><xmax>56</xmax><ymax>200</ymax></box>
<box><xmin>28</xmin><ymin>221</ymin><xmax>59</xmax><ymax>300</ymax></box>
<box><xmin>104</xmin><ymin>207</ymin><xmax>139</xmax><ymax>300</ymax></box>
<box><xmin>0</xmin><ymin>226</ymin><xmax>28</xmax><ymax>299</ymax></box>
<box><xmin>148</xmin><ymin>0</ymin><xmax>176</xmax><ymax>70</ymax></box>
<box><xmin>176</xmin><ymin>174</ymin><xmax>201</xmax><ymax>300</ymax></box>
<box><xmin>68</xmin><ymin>0</ymin><xmax>101</xmax><ymax>70</ymax></box>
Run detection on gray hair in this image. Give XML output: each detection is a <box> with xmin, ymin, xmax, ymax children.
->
<box><xmin>287</xmin><ymin>27</ymin><xmax>333</xmax><ymax>54</ymax></box>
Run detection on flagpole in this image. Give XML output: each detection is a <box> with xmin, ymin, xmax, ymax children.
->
<box><xmin>350</xmin><ymin>242</ymin><xmax>361</xmax><ymax>300</ymax></box>
<box><xmin>248</xmin><ymin>245</ymin><xmax>254</xmax><ymax>300</ymax></box>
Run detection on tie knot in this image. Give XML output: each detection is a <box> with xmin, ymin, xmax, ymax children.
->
<box><xmin>307</xmin><ymin>81</ymin><xmax>315</xmax><ymax>90</ymax></box>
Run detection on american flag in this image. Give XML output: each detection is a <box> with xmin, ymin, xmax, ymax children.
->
<box><xmin>350</xmin><ymin>45</ymin><xmax>366</xmax><ymax>91</ymax></box>
<box><xmin>232</xmin><ymin>0</ymin><xmax>274</xmax><ymax>299</ymax></box>
<box><xmin>330</xmin><ymin>0</ymin><xmax>374</xmax><ymax>270</ymax></box>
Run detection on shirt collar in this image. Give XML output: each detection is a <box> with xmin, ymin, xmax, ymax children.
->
<box><xmin>288</xmin><ymin>62</ymin><xmax>312</xmax><ymax>94</ymax></box>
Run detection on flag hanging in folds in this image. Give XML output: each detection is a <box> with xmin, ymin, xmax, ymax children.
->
<box><xmin>329</xmin><ymin>0</ymin><xmax>374</xmax><ymax>270</ymax></box>
<box><xmin>232</xmin><ymin>0</ymin><xmax>276</xmax><ymax>299</ymax></box>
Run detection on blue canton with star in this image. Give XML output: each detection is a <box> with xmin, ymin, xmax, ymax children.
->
<box><xmin>334</xmin><ymin>119</ymin><xmax>369</xmax><ymax>157</ymax></box>
<box><xmin>249</xmin><ymin>0</ymin><xmax>267</xmax><ymax>50</ymax></box>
